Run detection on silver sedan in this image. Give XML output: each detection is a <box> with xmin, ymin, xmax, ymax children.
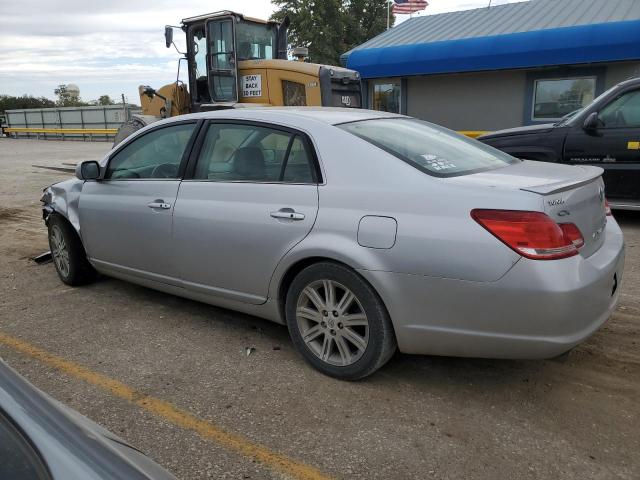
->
<box><xmin>41</xmin><ymin>108</ymin><xmax>625</xmax><ymax>379</ymax></box>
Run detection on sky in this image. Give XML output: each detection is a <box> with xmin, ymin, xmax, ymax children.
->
<box><xmin>0</xmin><ymin>0</ymin><xmax>527</xmax><ymax>104</ymax></box>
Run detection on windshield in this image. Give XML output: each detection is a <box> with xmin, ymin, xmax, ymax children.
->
<box><xmin>235</xmin><ymin>21</ymin><xmax>276</xmax><ymax>60</ymax></box>
<box><xmin>339</xmin><ymin>118</ymin><xmax>519</xmax><ymax>177</ymax></box>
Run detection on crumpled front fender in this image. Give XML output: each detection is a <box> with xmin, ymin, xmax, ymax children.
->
<box><xmin>41</xmin><ymin>178</ymin><xmax>84</xmax><ymax>235</ymax></box>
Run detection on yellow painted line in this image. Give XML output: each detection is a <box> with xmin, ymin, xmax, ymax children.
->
<box><xmin>5</xmin><ymin>128</ymin><xmax>118</xmax><ymax>134</ymax></box>
<box><xmin>0</xmin><ymin>332</ymin><xmax>331</xmax><ymax>480</ymax></box>
<box><xmin>459</xmin><ymin>130</ymin><xmax>489</xmax><ymax>138</ymax></box>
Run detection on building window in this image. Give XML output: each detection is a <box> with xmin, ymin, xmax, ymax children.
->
<box><xmin>532</xmin><ymin>77</ymin><xmax>596</xmax><ymax>121</ymax></box>
<box><xmin>371</xmin><ymin>81</ymin><xmax>401</xmax><ymax>113</ymax></box>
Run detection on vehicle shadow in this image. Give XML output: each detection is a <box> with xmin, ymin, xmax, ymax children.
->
<box><xmin>111</xmin><ymin>276</ymin><xmax>552</xmax><ymax>389</ymax></box>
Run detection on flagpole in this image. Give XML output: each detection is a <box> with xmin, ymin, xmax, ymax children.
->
<box><xmin>387</xmin><ymin>1</ymin><xmax>390</xmax><ymax>30</ymax></box>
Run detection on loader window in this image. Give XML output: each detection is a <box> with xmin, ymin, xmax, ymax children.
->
<box><xmin>208</xmin><ymin>19</ymin><xmax>237</xmax><ymax>102</ymax></box>
<box><xmin>235</xmin><ymin>21</ymin><xmax>276</xmax><ymax>60</ymax></box>
<box><xmin>283</xmin><ymin>81</ymin><xmax>307</xmax><ymax>106</ymax></box>
<box><xmin>190</xmin><ymin>27</ymin><xmax>211</xmax><ymax>103</ymax></box>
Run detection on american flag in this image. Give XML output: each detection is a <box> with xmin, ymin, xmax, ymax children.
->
<box><xmin>392</xmin><ymin>0</ymin><xmax>428</xmax><ymax>15</ymax></box>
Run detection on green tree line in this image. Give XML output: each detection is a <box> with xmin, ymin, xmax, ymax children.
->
<box><xmin>1</xmin><ymin>88</ymin><xmax>116</xmax><ymax>115</ymax></box>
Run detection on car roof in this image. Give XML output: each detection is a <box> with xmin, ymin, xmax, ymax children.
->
<box><xmin>616</xmin><ymin>76</ymin><xmax>640</xmax><ymax>88</ymax></box>
<box><xmin>178</xmin><ymin>107</ymin><xmax>404</xmax><ymax>126</ymax></box>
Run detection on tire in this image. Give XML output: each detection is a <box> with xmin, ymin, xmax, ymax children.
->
<box><xmin>113</xmin><ymin>118</ymin><xmax>146</xmax><ymax>147</ymax></box>
<box><xmin>286</xmin><ymin>262</ymin><xmax>396</xmax><ymax>380</ymax></box>
<box><xmin>47</xmin><ymin>215</ymin><xmax>96</xmax><ymax>286</ymax></box>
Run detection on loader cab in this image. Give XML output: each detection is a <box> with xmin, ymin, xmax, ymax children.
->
<box><xmin>183</xmin><ymin>12</ymin><xmax>286</xmax><ymax>111</ymax></box>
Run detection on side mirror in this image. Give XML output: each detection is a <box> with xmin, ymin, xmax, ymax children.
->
<box><xmin>76</xmin><ymin>161</ymin><xmax>100</xmax><ymax>181</ymax></box>
<box><xmin>583</xmin><ymin>112</ymin><xmax>602</xmax><ymax>132</ymax></box>
<box><xmin>165</xmin><ymin>26</ymin><xmax>173</xmax><ymax>48</ymax></box>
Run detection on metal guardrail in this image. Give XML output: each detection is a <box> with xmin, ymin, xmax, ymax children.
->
<box><xmin>5</xmin><ymin>128</ymin><xmax>118</xmax><ymax>135</ymax></box>
<box><xmin>4</xmin><ymin>127</ymin><xmax>118</xmax><ymax>141</ymax></box>
<box><xmin>4</xmin><ymin>105</ymin><xmax>139</xmax><ymax>141</ymax></box>
<box><xmin>4</xmin><ymin>126</ymin><xmax>489</xmax><ymax>140</ymax></box>
<box><xmin>459</xmin><ymin>131</ymin><xmax>489</xmax><ymax>138</ymax></box>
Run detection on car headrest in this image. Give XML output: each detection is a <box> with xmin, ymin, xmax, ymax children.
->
<box><xmin>232</xmin><ymin>147</ymin><xmax>265</xmax><ymax>180</ymax></box>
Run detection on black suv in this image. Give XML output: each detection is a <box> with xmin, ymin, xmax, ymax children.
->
<box><xmin>479</xmin><ymin>77</ymin><xmax>640</xmax><ymax>209</ymax></box>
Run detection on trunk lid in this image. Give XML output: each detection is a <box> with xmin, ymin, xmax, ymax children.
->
<box><xmin>541</xmin><ymin>173</ymin><xmax>607</xmax><ymax>258</ymax></box>
<box><xmin>449</xmin><ymin>161</ymin><xmax>608</xmax><ymax>257</ymax></box>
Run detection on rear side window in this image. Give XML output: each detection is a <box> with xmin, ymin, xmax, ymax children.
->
<box><xmin>0</xmin><ymin>412</ymin><xmax>51</xmax><ymax>480</ymax></box>
<box><xmin>339</xmin><ymin>118</ymin><xmax>519</xmax><ymax>177</ymax></box>
<box><xmin>193</xmin><ymin>123</ymin><xmax>316</xmax><ymax>183</ymax></box>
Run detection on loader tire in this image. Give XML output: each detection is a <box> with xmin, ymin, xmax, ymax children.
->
<box><xmin>113</xmin><ymin>118</ymin><xmax>146</xmax><ymax>147</ymax></box>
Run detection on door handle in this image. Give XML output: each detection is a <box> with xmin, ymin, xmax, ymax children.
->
<box><xmin>147</xmin><ymin>201</ymin><xmax>171</xmax><ymax>209</ymax></box>
<box><xmin>270</xmin><ymin>209</ymin><xmax>305</xmax><ymax>221</ymax></box>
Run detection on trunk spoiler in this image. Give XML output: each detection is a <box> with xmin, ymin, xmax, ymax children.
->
<box><xmin>520</xmin><ymin>165</ymin><xmax>603</xmax><ymax>195</ymax></box>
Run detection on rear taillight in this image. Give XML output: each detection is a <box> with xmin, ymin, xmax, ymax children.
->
<box><xmin>604</xmin><ymin>199</ymin><xmax>612</xmax><ymax>216</ymax></box>
<box><xmin>559</xmin><ymin>223</ymin><xmax>584</xmax><ymax>249</ymax></box>
<box><xmin>471</xmin><ymin>209</ymin><xmax>584</xmax><ymax>260</ymax></box>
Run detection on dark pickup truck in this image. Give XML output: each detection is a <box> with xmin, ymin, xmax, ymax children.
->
<box><xmin>479</xmin><ymin>77</ymin><xmax>640</xmax><ymax>210</ymax></box>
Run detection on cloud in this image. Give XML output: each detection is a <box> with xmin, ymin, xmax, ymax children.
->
<box><xmin>0</xmin><ymin>0</ymin><xmax>275</xmax><ymax>102</ymax></box>
<box><xmin>0</xmin><ymin>0</ymin><xmax>527</xmax><ymax>103</ymax></box>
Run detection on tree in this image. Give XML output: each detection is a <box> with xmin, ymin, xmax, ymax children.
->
<box><xmin>344</xmin><ymin>0</ymin><xmax>393</xmax><ymax>51</ymax></box>
<box><xmin>271</xmin><ymin>0</ymin><xmax>392</xmax><ymax>66</ymax></box>
<box><xmin>97</xmin><ymin>95</ymin><xmax>115</xmax><ymax>105</ymax></box>
<box><xmin>0</xmin><ymin>94</ymin><xmax>55</xmax><ymax>113</ymax></box>
<box><xmin>54</xmin><ymin>84</ymin><xmax>86</xmax><ymax>107</ymax></box>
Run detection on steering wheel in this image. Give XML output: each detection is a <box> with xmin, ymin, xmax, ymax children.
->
<box><xmin>151</xmin><ymin>163</ymin><xmax>178</xmax><ymax>179</ymax></box>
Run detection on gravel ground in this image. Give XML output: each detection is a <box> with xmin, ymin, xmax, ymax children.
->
<box><xmin>0</xmin><ymin>137</ymin><xmax>639</xmax><ymax>480</ymax></box>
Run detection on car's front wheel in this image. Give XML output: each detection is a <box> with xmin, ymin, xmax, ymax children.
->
<box><xmin>47</xmin><ymin>215</ymin><xmax>96</xmax><ymax>286</ymax></box>
<box><xmin>286</xmin><ymin>262</ymin><xmax>396</xmax><ymax>380</ymax></box>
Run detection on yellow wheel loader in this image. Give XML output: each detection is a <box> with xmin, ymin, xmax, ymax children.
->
<box><xmin>114</xmin><ymin>10</ymin><xmax>362</xmax><ymax>145</ymax></box>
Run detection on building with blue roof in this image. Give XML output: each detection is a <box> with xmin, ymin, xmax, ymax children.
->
<box><xmin>342</xmin><ymin>0</ymin><xmax>640</xmax><ymax>131</ymax></box>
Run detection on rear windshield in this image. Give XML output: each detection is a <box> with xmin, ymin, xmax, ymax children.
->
<box><xmin>338</xmin><ymin>118</ymin><xmax>519</xmax><ymax>177</ymax></box>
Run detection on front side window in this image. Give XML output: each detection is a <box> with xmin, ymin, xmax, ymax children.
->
<box><xmin>339</xmin><ymin>118</ymin><xmax>518</xmax><ymax>178</ymax></box>
<box><xmin>598</xmin><ymin>89</ymin><xmax>640</xmax><ymax>128</ymax></box>
<box><xmin>371</xmin><ymin>81</ymin><xmax>400</xmax><ymax>113</ymax></box>
<box><xmin>533</xmin><ymin>77</ymin><xmax>596</xmax><ymax>121</ymax></box>
<box><xmin>106</xmin><ymin>123</ymin><xmax>196</xmax><ymax>179</ymax></box>
<box><xmin>283</xmin><ymin>81</ymin><xmax>307</xmax><ymax>106</ymax></box>
<box><xmin>194</xmin><ymin>123</ymin><xmax>315</xmax><ymax>183</ymax></box>
<box><xmin>0</xmin><ymin>413</ymin><xmax>50</xmax><ymax>480</ymax></box>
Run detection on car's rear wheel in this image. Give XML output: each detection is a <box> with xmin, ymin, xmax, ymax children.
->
<box><xmin>286</xmin><ymin>262</ymin><xmax>396</xmax><ymax>380</ymax></box>
<box><xmin>47</xmin><ymin>215</ymin><xmax>96</xmax><ymax>286</ymax></box>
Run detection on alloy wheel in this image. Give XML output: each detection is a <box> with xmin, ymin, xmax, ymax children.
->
<box><xmin>50</xmin><ymin>225</ymin><xmax>70</xmax><ymax>278</ymax></box>
<box><xmin>295</xmin><ymin>279</ymin><xmax>369</xmax><ymax>366</ymax></box>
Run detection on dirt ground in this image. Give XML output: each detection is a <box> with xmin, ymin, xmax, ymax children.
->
<box><xmin>0</xmin><ymin>137</ymin><xmax>639</xmax><ymax>480</ymax></box>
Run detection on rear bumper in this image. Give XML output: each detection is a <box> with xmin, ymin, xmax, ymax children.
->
<box><xmin>359</xmin><ymin>220</ymin><xmax>625</xmax><ymax>359</ymax></box>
